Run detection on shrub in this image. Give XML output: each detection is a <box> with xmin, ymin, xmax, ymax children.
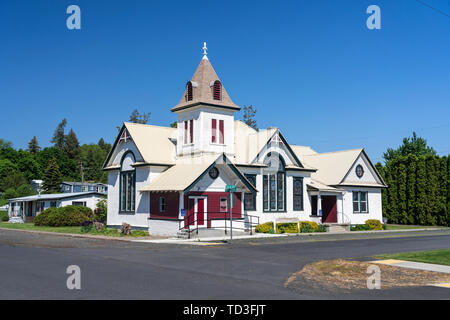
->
<box><xmin>300</xmin><ymin>221</ymin><xmax>319</xmax><ymax>232</ymax></box>
<box><xmin>94</xmin><ymin>199</ymin><xmax>107</xmax><ymax>222</ymax></box>
<box><xmin>317</xmin><ymin>224</ymin><xmax>327</xmax><ymax>232</ymax></box>
<box><xmin>34</xmin><ymin>206</ymin><xmax>93</xmax><ymax>227</ymax></box>
<box><xmin>255</xmin><ymin>222</ymin><xmax>274</xmax><ymax>233</ymax></box>
<box><xmin>33</xmin><ymin>207</ymin><xmax>58</xmax><ymax>226</ymax></box>
<box><xmin>365</xmin><ymin>219</ymin><xmax>383</xmax><ymax>230</ymax></box>
<box><xmin>300</xmin><ymin>223</ymin><xmax>314</xmax><ymax>233</ymax></box>
<box><xmin>276</xmin><ymin>223</ymin><xmax>298</xmax><ymax>234</ymax></box>
<box><xmin>350</xmin><ymin>224</ymin><xmax>371</xmax><ymax>231</ymax></box>
<box><xmin>0</xmin><ymin>210</ymin><xmax>8</xmax><ymax>222</ymax></box>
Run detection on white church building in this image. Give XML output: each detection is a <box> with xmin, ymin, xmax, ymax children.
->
<box><xmin>103</xmin><ymin>45</ymin><xmax>387</xmax><ymax>236</ymax></box>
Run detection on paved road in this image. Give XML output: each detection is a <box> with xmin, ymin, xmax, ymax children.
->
<box><xmin>0</xmin><ymin>229</ymin><xmax>449</xmax><ymax>299</ymax></box>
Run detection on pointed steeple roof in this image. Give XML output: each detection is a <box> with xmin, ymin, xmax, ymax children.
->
<box><xmin>171</xmin><ymin>49</ymin><xmax>240</xmax><ymax>112</ymax></box>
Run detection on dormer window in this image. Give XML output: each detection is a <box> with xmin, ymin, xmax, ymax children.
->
<box><xmin>186</xmin><ymin>81</ymin><xmax>193</xmax><ymax>101</ymax></box>
<box><xmin>213</xmin><ymin>80</ymin><xmax>222</xmax><ymax>100</ymax></box>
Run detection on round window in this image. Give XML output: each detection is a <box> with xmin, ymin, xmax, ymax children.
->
<box><xmin>209</xmin><ymin>167</ymin><xmax>219</xmax><ymax>179</ymax></box>
<box><xmin>356</xmin><ymin>164</ymin><xmax>364</xmax><ymax>178</ymax></box>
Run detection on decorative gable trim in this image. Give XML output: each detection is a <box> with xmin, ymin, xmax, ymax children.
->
<box><xmin>102</xmin><ymin>124</ymin><xmax>145</xmax><ymax>170</ymax></box>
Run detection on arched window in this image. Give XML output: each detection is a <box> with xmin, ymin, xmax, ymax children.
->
<box><xmin>213</xmin><ymin>80</ymin><xmax>222</xmax><ymax>100</ymax></box>
<box><xmin>262</xmin><ymin>152</ymin><xmax>286</xmax><ymax>212</ymax></box>
<box><xmin>186</xmin><ymin>81</ymin><xmax>193</xmax><ymax>101</ymax></box>
<box><xmin>120</xmin><ymin>151</ymin><xmax>136</xmax><ymax>213</ymax></box>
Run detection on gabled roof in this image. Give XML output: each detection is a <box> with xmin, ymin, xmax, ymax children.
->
<box><xmin>234</xmin><ymin>121</ymin><xmax>315</xmax><ymax>171</ymax></box>
<box><xmin>171</xmin><ymin>57</ymin><xmax>240</xmax><ymax>112</ymax></box>
<box><xmin>103</xmin><ymin>122</ymin><xmax>177</xmax><ymax>169</ymax></box>
<box><xmin>300</xmin><ymin>148</ymin><xmax>386</xmax><ymax>187</ymax></box>
<box><xmin>140</xmin><ymin>153</ymin><xmax>257</xmax><ymax>193</ymax></box>
<box><xmin>301</xmin><ymin>149</ymin><xmax>363</xmax><ymax>186</ymax></box>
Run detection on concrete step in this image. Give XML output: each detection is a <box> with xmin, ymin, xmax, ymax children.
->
<box><xmin>324</xmin><ymin>224</ymin><xmax>350</xmax><ymax>233</ymax></box>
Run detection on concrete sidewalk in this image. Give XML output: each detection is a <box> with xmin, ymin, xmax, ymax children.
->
<box><xmin>133</xmin><ymin>227</ymin><xmax>450</xmax><ymax>244</ymax></box>
<box><xmin>372</xmin><ymin>259</ymin><xmax>450</xmax><ymax>274</ymax></box>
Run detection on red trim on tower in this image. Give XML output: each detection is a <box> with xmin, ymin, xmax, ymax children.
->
<box><xmin>219</xmin><ymin>120</ymin><xmax>224</xmax><ymax>144</ymax></box>
<box><xmin>211</xmin><ymin>119</ymin><xmax>217</xmax><ymax>143</ymax></box>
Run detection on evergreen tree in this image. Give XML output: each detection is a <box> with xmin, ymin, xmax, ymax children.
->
<box><xmin>447</xmin><ymin>156</ymin><xmax>450</xmax><ymax>226</ymax></box>
<box><xmin>436</xmin><ymin>156</ymin><xmax>448</xmax><ymax>226</ymax></box>
<box><xmin>97</xmin><ymin>138</ymin><xmax>111</xmax><ymax>154</ymax></box>
<box><xmin>415</xmin><ymin>156</ymin><xmax>428</xmax><ymax>225</ymax></box>
<box><xmin>375</xmin><ymin>162</ymin><xmax>387</xmax><ymax>219</ymax></box>
<box><xmin>406</xmin><ymin>155</ymin><xmax>417</xmax><ymax>224</ymax></box>
<box><xmin>385</xmin><ymin>159</ymin><xmax>399</xmax><ymax>223</ymax></box>
<box><xmin>383</xmin><ymin>132</ymin><xmax>436</xmax><ymax>162</ymax></box>
<box><xmin>84</xmin><ymin>149</ymin><xmax>101</xmax><ymax>181</ymax></box>
<box><xmin>28</xmin><ymin>136</ymin><xmax>41</xmax><ymax>154</ymax></box>
<box><xmin>242</xmin><ymin>105</ymin><xmax>258</xmax><ymax>130</ymax></box>
<box><xmin>51</xmin><ymin>118</ymin><xmax>67</xmax><ymax>150</ymax></box>
<box><xmin>425</xmin><ymin>155</ymin><xmax>438</xmax><ymax>225</ymax></box>
<box><xmin>397</xmin><ymin>157</ymin><xmax>408</xmax><ymax>224</ymax></box>
<box><xmin>42</xmin><ymin>157</ymin><xmax>62</xmax><ymax>193</ymax></box>
<box><xmin>64</xmin><ymin>128</ymin><xmax>80</xmax><ymax>159</ymax></box>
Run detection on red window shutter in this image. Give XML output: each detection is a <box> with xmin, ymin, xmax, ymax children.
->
<box><xmin>190</xmin><ymin>119</ymin><xmax>193</xmax><ymax>144</ymax></box>
<box><xmin>219</xmin><ymin>120</ymin><xmax>224</xmax><ymax>144</ymax></box>
<box><xmin>213</xmin><ymin>81</ymin><xmax>221</xmax><ymax>100</ymax></box>
<box><xmin>211</xmin><ymin>119</ymin><xmax>216</xmax><ymax>143</ymax></box>
<box><xmin>184</xmin><ymin>121</ymin><xmax>188</xmax><ymax>144</ymax></box>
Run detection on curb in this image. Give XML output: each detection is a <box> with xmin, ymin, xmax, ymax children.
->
<box><xmin>0</xmin><ymin>227</ymin><xmax>161</xmax><ymax>242</ymax></box>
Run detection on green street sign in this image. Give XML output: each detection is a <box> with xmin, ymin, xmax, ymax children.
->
<box><xmin>225</xmin><ymin>185</ymin><xmax>236</xmax><ymax>192</ymax></box>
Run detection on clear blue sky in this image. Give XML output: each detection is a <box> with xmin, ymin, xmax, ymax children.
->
<box><xmin>0</xmin><ymin>0</ymin><xmax>449</xmax><ymax>163</ymax></box>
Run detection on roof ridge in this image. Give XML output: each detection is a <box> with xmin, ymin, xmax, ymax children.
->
<box><xmin>304</xmin><ymin>148</ymin><xmax>363</xmax><ymax>157</ymax></box>
<box><xmin>124</xmin><ymin>122</ymin><xmax>176</xmax><ymax>130</ymax></box>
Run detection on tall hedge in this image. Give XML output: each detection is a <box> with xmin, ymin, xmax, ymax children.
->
<box><xmin>380</xmin><ymin>154</ymin><xmax>450</xmax><ymax>226</ymax></box>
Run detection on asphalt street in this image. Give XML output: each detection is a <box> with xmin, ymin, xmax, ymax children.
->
<box><xmin>0</xmin><ymin>229</ymin><xmax>449</xmax><ymax>299</ymax></box>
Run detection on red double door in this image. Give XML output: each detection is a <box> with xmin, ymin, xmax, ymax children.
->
<box><xmin>186</xmin><ymin>198</ymin><xmax>206</xmax><ymax>227</ymax></box>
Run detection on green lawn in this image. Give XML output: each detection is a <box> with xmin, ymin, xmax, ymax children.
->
<box><xmin>384</xmin><ymin>224</ymin><xmax>444</xmax><ymax>230</ymax></box>
<box><xmin>0</xmin><ymin>222</ymin><xmax>85</xmax><ymax>234</ymax></box>
<box><xmin>376</xmin><ymin>249</ymin><xmax>450</xmax><ymax>266</ymax></box>
<box><xmin>0</xmin><ymin>222</ymin><xmax>149</xmax><ymax>237</ymax></box>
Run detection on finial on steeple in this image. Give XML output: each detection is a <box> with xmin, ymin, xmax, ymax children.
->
<box><xmin>202</xmin><ymin>42</ymin><xmax>208</xmax><ymax>60</ymax></box>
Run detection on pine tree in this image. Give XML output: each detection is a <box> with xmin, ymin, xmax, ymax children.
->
<box><xmin>405</xmin><ymin>155</ymin><xmax>417</xmax><ymax>224</ymax></box>
<box><xmin>64</xmin><ymin>128</ymin><xmax>80</xmax><ymax>159</ymax></box>
<box><xmin>98</xmin><ymin>138</ymin><xmax>111</xmax><ymax>153</ymax></box>
<box><xmin>28</xmin><ymin>136</ymin><xmax>41</xmax><ymax>154</ymax></box>
<box><xmin>84</xmin><ymin>149</ymin><xmax>100</xmax><ymax>181</ymax></box>
<box><xmin>51</xmin><ymin>118</ymin><xmax>67</xmax><ymax>149</ymax></box>
<box><xmin>42</xmin><ymin>157</ymin><xmax>62</xmax><ymax>193</ymax></box>
<box><xmin>242</xmin><ymin>105</ymin><xmax>258</xmax><ymax>130</ymax></box>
